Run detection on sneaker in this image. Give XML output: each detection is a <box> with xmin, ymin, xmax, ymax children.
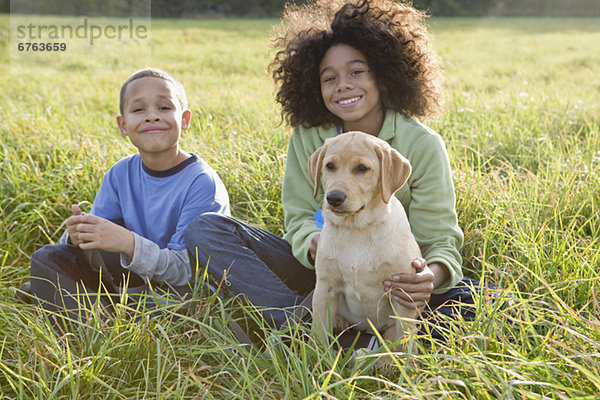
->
<box><xmin>339</xmin><ymin>330</ymin><xmax>380</xmax><ymax>368</ymax></box>
<box><xmin>15</xmin><ymin>281</ymin><xmax>33</xmax><ymax>304</ymax></box>
<box><xmin>337</xmin><ymin>328</ymin><xmax>380</xmax><ymax>352</ymax></box>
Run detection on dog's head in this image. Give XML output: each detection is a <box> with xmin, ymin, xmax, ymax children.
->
<box><xmin>308</xmin><ymin>131</ymin><xmax>411</xmax><ymax>216</ymax></box>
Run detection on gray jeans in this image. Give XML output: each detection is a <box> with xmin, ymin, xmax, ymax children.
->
<box><xmin>29</xmin><ymin>244</ymin><xmax>189</xmax><ymax>333</ymax></box>
<box><xmin>183</xmin><ymin>213</ymin><xmax>315</xmax><ymax>328</ymax></box>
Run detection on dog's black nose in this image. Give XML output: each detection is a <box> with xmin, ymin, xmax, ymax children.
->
<box><xmin>326</xmin><ymin>190</ymin><xmax>347</xmax><ymax>207</ymax></box>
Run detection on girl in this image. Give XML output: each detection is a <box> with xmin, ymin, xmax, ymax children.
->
<box><xmin>185</xmin><ymin>0</ymin><xmax>483</xmax><ymax>339</ymax></box>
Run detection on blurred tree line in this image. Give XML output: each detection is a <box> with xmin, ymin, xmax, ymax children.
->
<box><xmin>2</xmin><ymin>0</ymin><xmax>599</xmax><ymax>17</ymax></box>
<box><xmin>413</xmin><ymin>0</ymin><xmax>600</xmax><ymax>17</ymax></box>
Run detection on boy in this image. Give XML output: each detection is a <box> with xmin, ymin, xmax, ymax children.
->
<box><xmin>22</xmin><ymin>68</ymin><xmax>230</xmax><ymax>326</ymax></box>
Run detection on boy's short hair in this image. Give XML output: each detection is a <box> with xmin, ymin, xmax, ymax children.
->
<box><xmin>119</xmin><ymin>68</ymin><xmax>188</xmax><ymax>115</ymax></box>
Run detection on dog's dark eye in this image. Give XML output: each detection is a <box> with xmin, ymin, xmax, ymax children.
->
<box><xmin>355</xmin><ymin>164</ymin><xmax>370</xmax><ymax>173</ymax></box>
<box><xmin>326</xmin><ymin>162</ymin><xmax>336</xmax><ymax>171</ymax></box>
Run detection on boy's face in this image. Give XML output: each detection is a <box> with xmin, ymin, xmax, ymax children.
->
<box><xmin>319</xmin><ymin>44</ymin><xmax>383</xmax><ymax>133</ymax></box>
<box><xmin>117</xmin><ymin>76</ymin><xmax>191</xmax><ymax>161</ymax></box>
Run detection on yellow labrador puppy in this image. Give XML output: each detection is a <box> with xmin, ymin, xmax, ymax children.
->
<box><xmin>308</xmin><ymin>131</ymin><xmax>421</xmax><ymax>357</ymax></box>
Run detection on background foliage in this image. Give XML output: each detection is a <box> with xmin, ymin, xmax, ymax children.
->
<box><xmin>2</xmin><ymin>0</ymin><xmax>600</xmax><ymax>17</ymax></box>
<box><xmin>1</xmin><ymin>13</ymin><xmax>599</xmax><ymax>399</ymax></box>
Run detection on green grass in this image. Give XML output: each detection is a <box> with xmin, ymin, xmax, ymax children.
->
<box><xmin>1</xmin><ymin>15</ymin><xmax>599</xmax><ymax>399</ymax></box>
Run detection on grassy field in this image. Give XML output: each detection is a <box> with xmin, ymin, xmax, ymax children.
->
<box><xmin>1</xmin><ymin>14</ymin><xmax>599</xmax><ymax>399</ymax></box>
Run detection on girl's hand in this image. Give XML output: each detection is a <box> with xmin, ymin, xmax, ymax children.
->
<box><xmin>308</xmin><ymin>233</ymin><xmax>320</xmax><ymax>265</ymax></box>
<box><xmin>382</xmin><ymin>258</ymin><xmax>434</xmax><ymax>309</ymax></box>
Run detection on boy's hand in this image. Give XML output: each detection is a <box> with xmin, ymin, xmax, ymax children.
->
<box><xmin>65</xmin><ymin>204</ymin><xmax>84</xmax><ymax>246</ymax></box>
<box><xmin>65</xmin><ymin>204</ymin><xmax>134</xmax><ymax>258</ymax></box>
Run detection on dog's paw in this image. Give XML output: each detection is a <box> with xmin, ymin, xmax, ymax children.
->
<box><xmin>333</xmin><ymin>315</ymin><xmax>351</xmax><ymax>330</ymax></box>
<box><xmin>376</xmin><ymin>355</ymin><xmax>396</xmax><ymax>370</ymax></box>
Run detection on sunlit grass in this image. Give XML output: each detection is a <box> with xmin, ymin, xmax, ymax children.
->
<box><xmin>1</xmin><ymin>14</ymin><xmax>599</xmax><ymax>398</ymax></box>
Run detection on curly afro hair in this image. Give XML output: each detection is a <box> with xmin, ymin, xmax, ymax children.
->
<box><xmin>269</xmin><ymin>0</ymin><xmax>443</xmax><ymax>128</ymax></box>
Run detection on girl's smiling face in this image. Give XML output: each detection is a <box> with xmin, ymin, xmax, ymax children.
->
<box><xmin>319</xmin><ymin>44</ymin><xmax>384</xmax><ymax>135</ymax></box>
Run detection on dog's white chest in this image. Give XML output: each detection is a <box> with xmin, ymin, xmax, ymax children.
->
<box><xmin>315</xmin><ymin>202</ymin><xmax>421</xmax><ymax>331</ymax></box>
<box><xmin>318</xmin><ymin>235</ymin><xmax>406</xmax><ymax>330</ymax></box>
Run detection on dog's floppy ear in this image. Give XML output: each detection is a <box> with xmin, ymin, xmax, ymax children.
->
<box><xmin>308</xmin><ymin>143</ymin><xmax>328</xmax><ymax>198</ymax></box>
<box><xmin>375</xmin><ymin>144</ymin><xmax>412</xmax><ymax>204</ymax></box>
